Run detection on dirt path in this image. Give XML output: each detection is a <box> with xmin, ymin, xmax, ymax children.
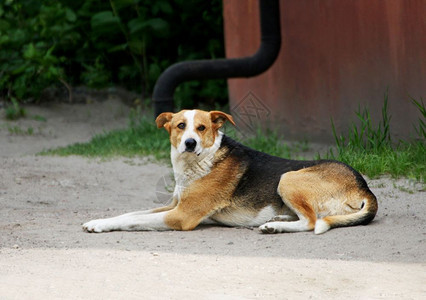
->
<box><xmin>0</xmin><ymin>100</ymin><xmax>425</xmax><ymax>299</ymax></box>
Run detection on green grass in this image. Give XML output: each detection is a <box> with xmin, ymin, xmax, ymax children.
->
<box><xmin>7</xmin><ymin>125</ymin><xmax>34</xmax><ymax>135</ymax></box>
<box><xmin>42</xmin><ymin>111</ymin><xmax>170</xmax><ymax>161</ymax></box>
<box><xmin>42</xmin><ymin>109</ymin><xmax>293</xmax><ymax>162</ymax></box>
<box><xmin>324</xmin><ymin>92</ymin><xmax>425</xmax><ymax>182</ymax></box>
<box><xmin>227</xmin><ymin>126</ymin><xmax>292</xmax><ymax>159</ymax></box>
<box><xmin>330</xmin><ymin>142</ymin><xmax>424</xmax><ymax>181</ymax></box>
<box><xmin>4</xmin><ymin>98</ymin><xmax>26</xmax><ymax>120</ymax></box>
<box><xmin>411</xmin><ymin>96</ymin><xmax>425</xmax><ymax>139</ymax></box>
<box><xmin>43</xmin><ymin>96</ymin><xmax>425</xmax><ymax>182</ymax></box>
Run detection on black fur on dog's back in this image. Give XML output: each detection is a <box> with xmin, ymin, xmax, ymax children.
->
<box><xmin>217</xmin><ymin>135</ymin><xmax>377</xmax><ymax>222</ymax></box>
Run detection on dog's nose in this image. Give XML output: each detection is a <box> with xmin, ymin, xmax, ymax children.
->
<box><xmin>184</xmin><ymin>138</ymin><xmax>197</xmax><ymax>152</ymax></box>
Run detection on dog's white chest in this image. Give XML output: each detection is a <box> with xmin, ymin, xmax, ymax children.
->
<box><xmin>171</xmin><ymin>132</ymin><xmax>223</xmax><ymax>201</ymax></box>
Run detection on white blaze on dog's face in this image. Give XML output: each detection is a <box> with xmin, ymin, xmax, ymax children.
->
<box><xmin>156</xmin><ymin>109</ymin><xmax>235</xmax><ymax>155</ymax></box>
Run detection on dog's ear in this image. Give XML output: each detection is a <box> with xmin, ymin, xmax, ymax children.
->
<box><xmin>155</xmin><ymin>112</ymin><xmax>174</xmax><ymax>133</ymax></box>
<box><xmin>210</xmin><ymin>111</ymin><xmax>235</xmax><ymax>130</ymax></box>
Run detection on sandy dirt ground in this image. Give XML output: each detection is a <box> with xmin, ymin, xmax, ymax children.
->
<box><xmin>0</xmin><ymin>99</ymin><xmax>425</xmax><ymax>299</ymax></box>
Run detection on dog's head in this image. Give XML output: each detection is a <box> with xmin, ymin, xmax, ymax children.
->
<box><xmin>156</xmin><ymin>109</ymin><xmax>235</xmax><ymax>155</ymax></box>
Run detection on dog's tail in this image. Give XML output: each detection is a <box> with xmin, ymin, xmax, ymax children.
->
<box><xmin>314</xmin><ymin>192</ymin><xmax>378</xmax><ymax>234</ymax></box>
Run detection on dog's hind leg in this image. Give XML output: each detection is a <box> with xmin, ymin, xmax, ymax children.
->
<box><xmin>260</xmin><ymin>163</ymin><xmax>378</xmax><ymax>234</ymax></box>
<box><xmin>260</xmin><ymin>214</ymin><xmax>300</xmax><ymax>232</ymax></box>
<box><xmin>259</xmin><ymin>196</ymin><xmax>316</xmax><ymax>233</ymax></box>
<box><xmin>259</xmin><ymin>171</ymin><xmax>318</xmax><ymax>234</ymax></box>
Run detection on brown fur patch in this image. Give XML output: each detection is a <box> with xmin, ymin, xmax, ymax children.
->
<box><xmin>278</xmin><ymin>162</ymin><xmax>369</xmax><ymax>228</ymax></box>
<box><xmin>290</xmin><ymin>193</ymin><xmax>316</xmax><ymax>228</ymax></box>
<box><xmin>164</xmin><ymin>156</ymin><xmax>242</xmax><ymax>230</ymax></box>
<box><xmin>193</xmin><ymin>111</ymin><xmax>216</xmax><ymax>148</ymax></box>
<box><xmin>210</xmin><ymin>111</ymin><xmax>235</xmax><ymax>131</ymax></box>
<box><xmin>168</xmin><ymin>110</ymin><xmax>189</xmax><ymax>149</ymax></box>
<box><xmin>151</xmin><ymin>197</ymin><xmax>178</xmax><ymax>213</ymax></box>
<box><xmin>155</xmin><ymin>112</ymin><xmax>173</xmax><ymax>134</ymax></box>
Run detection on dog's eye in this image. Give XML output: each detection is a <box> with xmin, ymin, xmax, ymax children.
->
<box><xmin>177</xmin><ymin>123</ymin><xmax>185</xmax><ymax>129</ymax></box>
<box><xmin>197</xmin><ymin>125</ymin><xmax>206</xmax><ymax>132</ymax></box>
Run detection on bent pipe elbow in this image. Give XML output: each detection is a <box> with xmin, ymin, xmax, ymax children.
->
<box><xmin>153</xmin><ymin>0</ymin><xmax>281</xmax><ymax>116</ymax></box>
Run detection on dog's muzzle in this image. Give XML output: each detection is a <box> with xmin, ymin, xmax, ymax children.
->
<box><xmin>184</xmin><ymin>138</ymin><xmax>197</xmax><ymax>153</ymax></box>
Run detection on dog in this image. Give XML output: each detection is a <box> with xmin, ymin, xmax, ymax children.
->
<box><xmin>83</xmin><ymin>109</ymin><xmax>377</xmax><ymax>234</ymax></box>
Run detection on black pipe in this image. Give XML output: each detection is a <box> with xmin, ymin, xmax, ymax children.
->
<box><xmin>153</xmin><ymin>0</ymin><xmax>281</xmax><ymax>116</ymax></box>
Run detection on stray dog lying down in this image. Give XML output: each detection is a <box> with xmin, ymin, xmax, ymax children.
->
<box><xmin>83</xmin><ymin>109</ymin><xmax>377</xmax><ymax>234</ymax></box>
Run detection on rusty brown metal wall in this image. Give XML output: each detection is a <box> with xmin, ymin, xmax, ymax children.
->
<box><xmin>223</xmin><ymin>0</ymin><xmax>426</xmax><ymax>141</ymax></box>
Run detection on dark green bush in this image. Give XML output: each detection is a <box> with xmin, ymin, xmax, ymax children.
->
<box><xmin>0</xmin><ymin>0</ymin><xmax>227</xmax><ymax>106</ymax></box>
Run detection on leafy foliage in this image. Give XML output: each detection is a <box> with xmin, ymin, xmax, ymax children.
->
<box><xmin>0</xmin><ymin>0</ymin><xmax>226</xmax><ymax>106</ymax></box>
<box><xmin>0</xmin><ymin>1</ymin><xmax>68</xmax><ymax>101</ymax></box>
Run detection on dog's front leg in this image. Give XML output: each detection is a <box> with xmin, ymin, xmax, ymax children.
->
<box><xmin>83</xmin><ymin>198</ymin><xmax>179</xmax><ymax>233</ymax></box>
<box><xmin>83</xmin><ymin>211</ymin><xmax>171</xmax><ymax>233</ymax></box>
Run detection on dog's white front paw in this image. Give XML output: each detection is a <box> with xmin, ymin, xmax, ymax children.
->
<box><xmin>82</xmin><ymin>219</ymin><xmax>114</xmax><ymax>233</ymax></box>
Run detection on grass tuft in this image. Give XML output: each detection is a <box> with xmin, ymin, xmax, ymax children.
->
<box><xmin>325</xmin><ymin>92</ymin><xmax>425</xmax><ymax>182</ymax></box>
<box><xmin>5</xmin><ymin>98</ymin><xmax>26</xmax><ymax>120</ymax></box>
<box><xmin>244</xmin><ymin>127</ymin><xmax>292</xmax><ymax>159</ymax></box>
<box><xmin>331</xmin><ymin>91</ymin><xmax>391</xmax><ymax>155</ymax></box>
<box><xmin>410</xmin><ymin>96</ymin><xmax>425</xmax><ymax>139</ymax></box>
<box><xmin>43</xmin><ymin>95</ymin><xmax>425</xmax><ymax>182</ymax></box>
<box><xmin>42</xmin><ymin>110</ymin><xmax>170</xmax><ymax>161</ymax></box>
<box><xmin>42</xmin><ymin>109</ymin><xmax>293</xmax><ymax>161</ymax></box>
